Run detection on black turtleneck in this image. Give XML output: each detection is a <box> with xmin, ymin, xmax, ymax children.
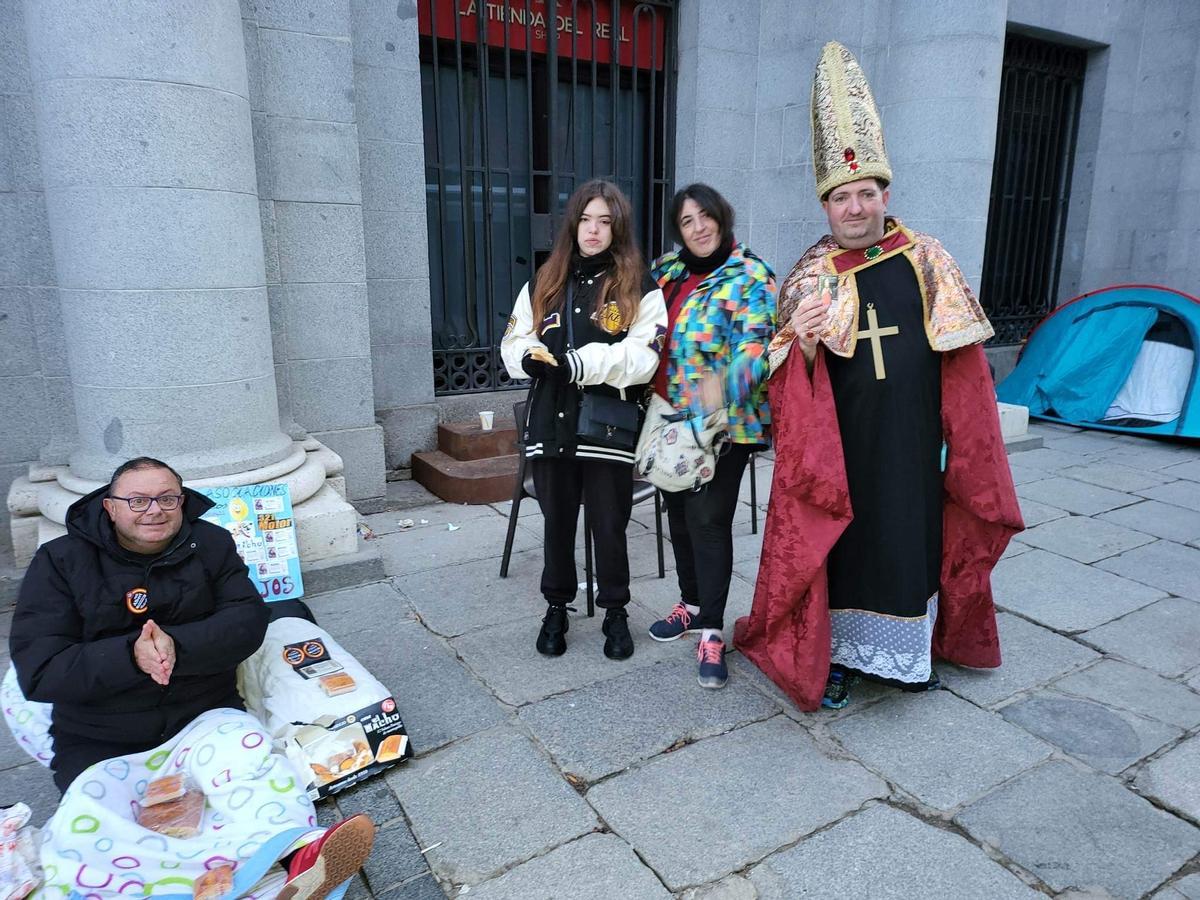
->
<box><xmin>572</xmin><ymin>247</ymin><xmax>614</xmax><ymax>278</ymax></box>
<box><xmin>679</xmin><ymin>237</ymin><xmax>734</xmax><ymax>276</ymax></box>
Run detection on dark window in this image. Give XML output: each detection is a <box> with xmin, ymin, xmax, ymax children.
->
<box><xmin>981</xmin><ymin>32</ymin><xmax>1087</xmax><ymax>345</ymax></box>
<box><xmin>419</xmin><ymin>0</ymin><xmax>677</xmax><ymax>395</ymax></box>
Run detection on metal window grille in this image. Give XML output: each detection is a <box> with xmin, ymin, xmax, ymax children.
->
<box><xmin>981</xmin><ymin>32</ymin><xmax>1087</xmax><ymax>345</ymax></box>
<box><xmin>418</xmin><ymin>0</ymin><xmax>677</xmax><ymax>395</ymax></box>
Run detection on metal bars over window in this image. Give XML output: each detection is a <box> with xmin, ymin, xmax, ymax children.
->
<box><xmin>980</xmin><ymin>33</ymin><xmax>1087</xmax><ymax>345</ymax></box>
<box><xmin>418</xmin><ymin>0</ymin><xmax>676</xmax><ymax>395</ymax></box>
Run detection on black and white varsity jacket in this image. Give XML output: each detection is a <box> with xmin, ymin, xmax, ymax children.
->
<box><xmin>501</xmin><ymin>252</ymin><xmax>668</xmax><ymax>463</ymax></box>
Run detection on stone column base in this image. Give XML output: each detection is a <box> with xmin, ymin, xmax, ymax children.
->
<box><xmin>6</xmin><ymin>440</ymin><xmax>359</xmax><ymax>570</ymax></box>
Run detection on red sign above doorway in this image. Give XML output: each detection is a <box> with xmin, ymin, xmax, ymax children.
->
<box><xmin>418</xmin><ymin>0</ymin><xmax>668</xmax><ymax>70</ymax></box>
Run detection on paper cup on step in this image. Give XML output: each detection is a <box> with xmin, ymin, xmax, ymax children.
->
<box><xmin>479</xmin><ymin>410</ymin><xmax>494</xmax><ymax>431</ymax></box>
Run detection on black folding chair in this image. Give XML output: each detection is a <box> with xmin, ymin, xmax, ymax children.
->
<box><xmin>499</xmin><ymin>400</ymin><xmax>666</xmax><ymax>617</ymax></box>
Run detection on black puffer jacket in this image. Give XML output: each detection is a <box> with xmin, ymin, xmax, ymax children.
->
<box><xmin>9</xmin><ymin>485</ymin><xmax>269</xmax><ymax>787</ymax></box>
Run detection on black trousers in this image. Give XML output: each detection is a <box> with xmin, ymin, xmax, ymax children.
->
<box><xmin>663</xmin><ymin>442</ymin><xmax>753</xmax><ymax>629</ymax></box>
<box><xmin>532</xmin><ymin>456</ymin><xmax>633</xmax><ymax>609</ymax></box>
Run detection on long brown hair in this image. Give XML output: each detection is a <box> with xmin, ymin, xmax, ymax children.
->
<box><xmin>529</xmin><ymin>179</ymin><xmax>645</xmax><ymax>333</ymax></box>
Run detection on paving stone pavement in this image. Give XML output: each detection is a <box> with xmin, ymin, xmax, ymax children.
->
<box><xmin>747</xmin><ymin>803</ymin><xmax>1042</xmax><ymax>899</ymax></box>
<box><xmin>999</xmin><ymin>692</ymin><xmax>1182</xmax><ymax>775</ymax></box>
<box><xmin>955</xmin><ymin>760</ymin><xmax>1200</xmax><ymax>898</ymax></box>
<box><xmin>2</xmin><ymin>423</ymin><xmax>1200</xmax><ymax>898</ymax></box>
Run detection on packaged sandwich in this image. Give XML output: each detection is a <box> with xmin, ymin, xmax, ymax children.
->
<box><xmin>135</xmin><ymin>785</ymin><xmax>205</xmax><ymax>839</ymax></box>
<box><xmin>319</xmin><ymin>672</ymin><xmax>357</xmax><ymax>697</ymax></box>
<box><xmin>192</xmin><ymin>864</ymin><xmax>234</xmax><ymax>900</ymax></box>
<box><xmin>140</xmin><ymin>773</ymin><xmax>187</xmax><ymax>807</ymax></box>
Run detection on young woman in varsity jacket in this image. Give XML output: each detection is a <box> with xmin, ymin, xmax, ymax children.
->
<box><xmin>501</xmin><ymin>179</ymin><xmax>668</xmax><ymax>661</ymax></box>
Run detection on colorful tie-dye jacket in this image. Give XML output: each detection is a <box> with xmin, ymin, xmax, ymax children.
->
<box><xmin>651</xmin><ymin>242</ymin><xmax>777</xmax><ymax>445</ymax></box>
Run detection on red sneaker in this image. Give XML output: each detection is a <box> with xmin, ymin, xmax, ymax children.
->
<box><xmin>278</xmin><ymin>814</ymin><xmax>376</xmax><ymax>900</ymax></box>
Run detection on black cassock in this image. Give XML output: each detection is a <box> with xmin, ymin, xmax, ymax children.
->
<box><xmin>824</xmin><ymin>253</ymin><xmax>943</xmax><ymax>683</ymax></box>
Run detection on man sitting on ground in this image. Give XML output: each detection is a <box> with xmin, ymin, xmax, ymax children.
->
<box><xmin>9</xmin><ymin>456</ymin><xmax>374</xmax><ymax>900</ymax></box>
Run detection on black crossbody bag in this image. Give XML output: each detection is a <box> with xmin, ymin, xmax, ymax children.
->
<box><xmin>567</xmin><ymin>282</ymin><xmax>642</xmax><ymax>451</ymax></box>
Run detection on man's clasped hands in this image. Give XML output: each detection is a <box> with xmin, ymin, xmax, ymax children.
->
<box><xmin>133</xmin><ymin>620</ymin><xmax>175</xmax><ymax>685</ymax></box>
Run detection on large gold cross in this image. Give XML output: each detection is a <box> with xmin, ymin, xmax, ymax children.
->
<box><xmin>856</xmin><ymin>303</ymin><xmax>899</xmax><ymax>380</ymax></box>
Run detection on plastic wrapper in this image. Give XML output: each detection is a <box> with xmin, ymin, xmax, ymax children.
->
<box><xmin>140</xmin><ymin>772</ymin><xmax>187</xmax><ymax>807</ymax></box>
<box><xmin>0</xmin><ymin>804</ymin><xmax>41</xmax><ymax>900</ymax></box>
<box><xmin>238</xmin><ymin>619</ymin><xmax>412</xmax><ymax>799</ymax></box>
<box><xmin>134</xmin><ymin>776</ymin><xmax>206</xmax><ymax>839</ymax></box>
<box><xmin>319</xmin><ymin>672</ymin><xmax>357</xmax><ymax>696</ymax></box>
<box><xmin>192</xmin><ymin>864</ymin><xmax>234</xmax><ymax>899</ymax></box>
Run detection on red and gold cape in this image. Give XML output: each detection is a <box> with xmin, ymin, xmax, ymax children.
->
<box><xmin>769</xmin><ymin>218</ymin><xmax>994</xmax><ymax>371</ymax></box>
<box><xmin>734</xmin><ymin>231</ymin><xmax>1023</xmax><ymax>712</ymax></box>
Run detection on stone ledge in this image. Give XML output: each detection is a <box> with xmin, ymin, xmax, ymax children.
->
<box><xmin>1005</xmin><ymin>433</ymin><xmax>1044</xmax><ymax>454</ymax></box>
<box><xmin>300</xmin><ymin>543</ymin><xmax>386</xmax><ymax>594</ymax></box>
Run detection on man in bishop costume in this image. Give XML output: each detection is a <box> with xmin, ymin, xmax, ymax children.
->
<box><xmin>734</xmin><ymin>42</ymin><xmax>1024</xmax><ymax>711</ymax></box>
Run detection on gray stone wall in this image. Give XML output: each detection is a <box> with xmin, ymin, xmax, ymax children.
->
<box><xmin>672</xmin><ymin>0</ymin><xmax>760</xmax><ymax>259</ymax></box>
<box><xmin>744</xmin><ymin>0</ymin><xmax>884</xmax><ymax>279</ymax></box>
<box><xmin>873</xmin><ymin>0</ymin><xmax>1007</xmax><ymax>294</ymax></box>
<box><xmin>2</xmin><ymin>0</ymin><xmax>1198</xmax><ymax>548</ymax></box>
<box><xmin>0</xmin><ymin>0</ymin><xmax>55</xmax><ymax>560</ymax></box>
<box><xmin>240</xmin><ymin>0</ymin><xmax>387</xmax><ymax>503</ymax></box>
<box><xmin>0</xmin><ymin>0</ymin><xmax>46</xmax><ymax>561</ymax></box>
<box><xmin>1010</xmin><ymin>0</ymin><xmax>1200</xmax><ymax>300</ymax></box>
<box><xmin>681</xmin><ymin>0</ymin><xmax>1199</xmax><ymax>357</ymax></box>
<box><xmin>351</xmin><ymin>0</ymin><xmax>439</xmax><ymax>469</ymax></box>
<box><xmin>687</xmin><ymin>0</ymin><xmax>1005</xmax><ymax>294</ymax></box>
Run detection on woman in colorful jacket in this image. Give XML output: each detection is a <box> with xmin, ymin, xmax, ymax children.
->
<box><xmin>501</xmin><ymin>179</ymin><xmax>667</xmax><ymax>661</ymax></box>
<box><xmin>646</xmin><ymin>183</ymin><xmax>776</xmax><ymax>689</ymax></box>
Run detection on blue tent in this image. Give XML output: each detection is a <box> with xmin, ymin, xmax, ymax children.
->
<box><xmin>997</xmin><ymin>284</ymin><xmax>1200</xmax><ymax>438</ymax></box>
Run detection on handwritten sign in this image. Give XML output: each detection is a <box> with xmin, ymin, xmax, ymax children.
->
<box><xmin>198</xmin><ymin>483</ymin><xmax>305</xmax><ymax>602</ymax></box>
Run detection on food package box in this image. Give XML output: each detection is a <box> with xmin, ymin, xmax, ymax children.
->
<box><xmin>284</xmin><ymin>700</ymin><xmax>411</xmax><ymax>800</ymax></box>
<box><xmin>238</xmin><ymin>618</ymin><xmax>414</xmax><ymax>800</ymax></box>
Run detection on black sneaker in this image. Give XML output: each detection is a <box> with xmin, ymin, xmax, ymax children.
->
<box><xmin>536</xmin><ymin>604</ymin><xmax>569</xmax><ymax>656</ymax></box>
<box><xmin>821</xmin><ymin>668</ymin><xmax>855</xmax><ymax>709</ymax></box>
<box><xmin>602</xmin><ymin>608</ymin><xmax>634</xmax><ymax>660</ymax></box>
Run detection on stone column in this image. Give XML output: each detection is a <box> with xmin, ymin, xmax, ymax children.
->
<box><xmin>242</xmin><ymin>0</ymin><xmax>387</xmax><ymax>504</ymax></box>
<box><xmin>9</xmin><ymin>0</ymin><xmax>357</xmax><ymax>566</ymax></box>
<box><xmin>24</xmin><ymin>0</ymin><xmax>292</xmax><ymax>480</ymax></box>
<box><xmin>351</xmin><ymin>0</ymin><xmax>440</xmax><ymax>468</ymax></box>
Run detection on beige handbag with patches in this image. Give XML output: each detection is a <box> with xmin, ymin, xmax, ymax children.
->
<box><xmin>634</xmin><ymin>393</ymin><xmax>728</xmax><ymax>492</ymax></box>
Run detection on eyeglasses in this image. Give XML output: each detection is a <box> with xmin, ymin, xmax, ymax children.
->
<box><xmin>108</xmin><ymin>494</ymin><xmax>185</xmax><ymax>512</ymax></box>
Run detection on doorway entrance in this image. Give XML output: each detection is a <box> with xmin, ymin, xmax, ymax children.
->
<box><xmin>419</xmin><ymin>0</ymin><xmax>677</xmax><ymax>395</ymax></box>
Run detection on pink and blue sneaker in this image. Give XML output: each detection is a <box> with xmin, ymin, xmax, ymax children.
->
<box><xmin>649</xmin><ymin>602</ymin><xmax>702</xmax><ymax>642</ymax></box>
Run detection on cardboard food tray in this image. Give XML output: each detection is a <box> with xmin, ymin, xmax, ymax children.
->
<box><xmin>285</xmin><ymin>696</ymin><xmax>414</xmax><ymax>800</ymax></box>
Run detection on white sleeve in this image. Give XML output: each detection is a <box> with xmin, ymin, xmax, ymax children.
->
<box><xmin>565</xmin><ymin>287</ymin><xmax>668</xmax><ymax>390</ymax></box>
<box><xmin>500</xmin><ymin>282</ymin><xmax>546</xmax><ymax>380</ymax></box>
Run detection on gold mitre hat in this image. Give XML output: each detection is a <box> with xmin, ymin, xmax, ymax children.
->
<box><xmin>811</xmin><ymin>41</ymin><xmax>892</xmax><ymax>200</ymax></box>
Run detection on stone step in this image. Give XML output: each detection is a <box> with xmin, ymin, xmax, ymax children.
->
<box><xmin>437</xmin><ymin>419</ymin><xmax>518</xmax><ymax>461</ymax></box>
<box><xmin>412</xmin><ymin>449</ymin><xmax>520</xmax><ymax>504</ymax></box>
<box><xmin>1005</xmin><ymin>433</ymin><xmax>1044</xmax><ymax>454</ymax></box>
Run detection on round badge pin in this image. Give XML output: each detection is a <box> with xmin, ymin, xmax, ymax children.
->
<box><xmin>282</xmin><ymin>646</ymin><xmax>304</xmax><ymax>665</ymax></box>
<box><xmin>125</xmin><ymin>587</ymin><xmax>150</xmax><ymax>615</ymax></box>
